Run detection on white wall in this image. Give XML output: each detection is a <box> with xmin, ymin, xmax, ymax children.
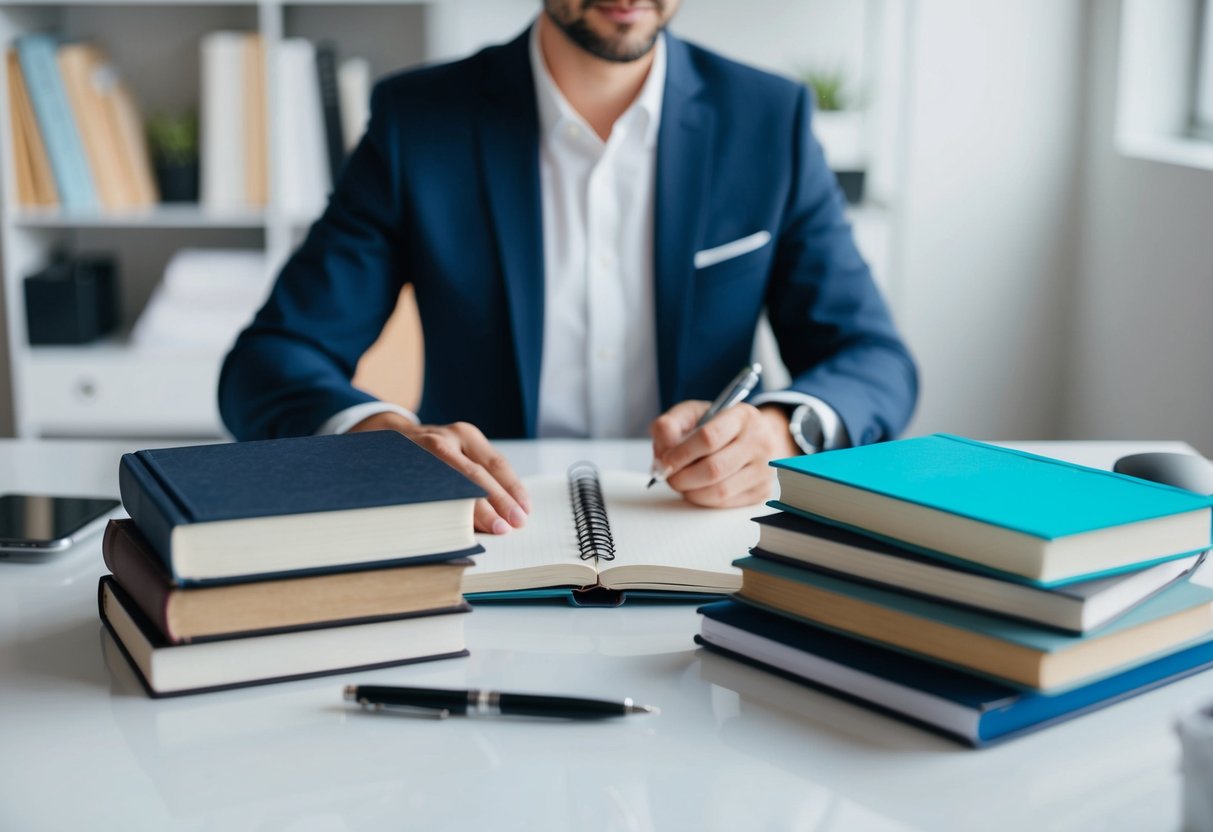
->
<box><xmin>895</xmin><ymin>0</ymin><xmax>1086</xmax><ymax>440</ymax></box>
<box><xmin>1065</xmin><ymin>0</ymin><xmax>1213</xmax><ymax>454</ymax></box>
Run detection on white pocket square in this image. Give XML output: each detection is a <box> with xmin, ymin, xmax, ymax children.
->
<box><xmin>693</xmin><ymin>230</ymin><xmax>772</xmax><ymax>270</ymax></box>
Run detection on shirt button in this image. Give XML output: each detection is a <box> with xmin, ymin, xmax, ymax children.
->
<box><xmin>566</xmin><ymin>124</ymin><xmax>580</xmax><ymax>139</ymax></box>
<box><xmin>598</xmin><ymin>349</ymin><xmax>615</xmax><ymax>362</ymax></box>
<box><xmin>598</xmin><ymin>254</ymin><xmax>611</xmax><ymax>268</ymax></box>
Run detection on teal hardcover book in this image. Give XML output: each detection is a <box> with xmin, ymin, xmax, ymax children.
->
<box><xmin>735</xmin><ymin>554</ymin><xmax>1213</xmax><ymax>691</ymax></box>
<box><xmin>769</xmin><ymin>434</ymin><xmax>1213</xmax><ymax>585</ymax></box>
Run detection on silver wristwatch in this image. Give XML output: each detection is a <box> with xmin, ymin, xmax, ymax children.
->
<box><xmin>788</xmin><ymin>403</ymin><xmax>824</xmax><ymax>455</ymax></box>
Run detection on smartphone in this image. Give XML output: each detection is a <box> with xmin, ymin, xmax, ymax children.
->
<box><xmin>0</xmin><ymin>494</ymin><xmax>121</xmax><ymax>554</ymax></box>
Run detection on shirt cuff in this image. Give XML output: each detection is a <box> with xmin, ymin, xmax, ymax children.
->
<box><xmin>315</xmin><ymin>402</ymin><xmax>420</xmax><ymax>436</ymax></box>
<box><xmin>749</xmin><ymin>391</ymin><xmax>850</xmax><ymax>451</ymax></box>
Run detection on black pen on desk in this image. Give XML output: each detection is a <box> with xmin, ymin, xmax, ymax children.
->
<box><xmin>344</xmin><ymin>685</ymin><xmax>660</xmax><ymax>720</ymax></box>
<box><xmin>647</xmin><ymin>362</ymin><xmax>763</xmax><ymax>488</ymax></box>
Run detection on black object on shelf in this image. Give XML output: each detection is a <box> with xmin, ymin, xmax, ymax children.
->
<box><xmin>154</xmin><ymin>159</ymin><xmax>199</xmax><ymax>203</ymax></box>
<box><xmin>24</xmin><ymin>253</ymin><xmax>120</xmax><ymax>345</ymax></box>
<box><xmin>834</xmin><ymin>170</ymin><xmax>866</xmax><ymax>205</ymax></box>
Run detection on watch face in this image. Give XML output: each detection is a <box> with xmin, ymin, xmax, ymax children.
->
<box><xmin>790</xmin><ymin>404</ymin><xmax>823</xmax><ymax>454</ymax></box>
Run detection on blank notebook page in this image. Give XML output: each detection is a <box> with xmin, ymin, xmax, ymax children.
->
<box><xmin>600</xmin><ymin>472</ymin><xmax>767</xmax><ymax>575</ymax></box>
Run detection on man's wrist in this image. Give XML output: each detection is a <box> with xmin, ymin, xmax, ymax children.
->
<box><xmin>349</xmin><ymin>411</ymin><xmax>419</xmax><ymax>435</ymax></box>
<box><xmin>757</xmin><ymin>404</ymin><xmax>800</xmax><ymax>459</ymax></box>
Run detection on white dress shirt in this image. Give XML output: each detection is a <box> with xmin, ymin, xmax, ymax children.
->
<box><xmin>320</xmin><ymin>21</ymin><xmax>847</xmax><ymax>450</ymax></box>
<box><xmin>530</xmin><ymin>23</ymin><xmax>662</xmax><ymax>439</ymax></box>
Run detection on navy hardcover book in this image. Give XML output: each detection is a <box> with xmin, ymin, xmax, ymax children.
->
<box><xmin>696</xmin><ymin>600</ymin><xmax>1213</xmax><ymax>747</ymax></box>
<box><xmin>118</xmin><ymin>431</ymin><xmax>486</xmax><ymax>584</ymax></box>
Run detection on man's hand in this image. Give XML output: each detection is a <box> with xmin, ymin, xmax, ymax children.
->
<box><xmin>349</xmin><ymin>412</ymin><xmax>529</xmax><ymax>535</ymax></box>
<box><xmin>649</xmin><ymin>401</ymin><xmax>799</xmax><ymax>507</ymax></box>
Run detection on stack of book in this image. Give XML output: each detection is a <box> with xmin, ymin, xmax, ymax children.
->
<box><xmin>10</xmin><ymin>35</ymin><xmax>158</xmax><ymax>212</ymax></box>
<box><xmin>696</xmin><ymin>434</ymin><xmax>1213</xmax><ymax>746</ymax></box>
<box><xmin>100</xmin><ymin>431</ymin><xmax>485</xmax><ymax>697</ymax></box>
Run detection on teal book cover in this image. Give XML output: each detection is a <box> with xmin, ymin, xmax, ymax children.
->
<box><xmin>770</xmin><ymin>434</ymin><xmax>1213</xmax><ymax>539</ymax></box>
<box><xmin>735</xmin><ymin>555</ymin><xmax>1213</xmax><ymax>654</ymax></box>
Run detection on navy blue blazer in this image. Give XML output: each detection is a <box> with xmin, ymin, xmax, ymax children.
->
<box><xmin>219</xmin><ymin>29</ymin><xmax>917</xmax><ymax>443</ymax></box>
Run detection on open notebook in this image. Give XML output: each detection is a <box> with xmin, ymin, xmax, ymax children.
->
<box><xmin>464</xmin><ymin>462</ymin><xmax>770</xmax><ymax>604</ymax></box>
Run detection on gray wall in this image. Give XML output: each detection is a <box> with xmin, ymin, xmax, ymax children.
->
<box><xmin>1064</xmin><ymin>0</ymin><xmax>1213</xmax><ymax>454</ymax></box>
<box><xmin>895</xmin><ymin>0</ymin><xmax>1087</xmax><ymax>440</ymax></box>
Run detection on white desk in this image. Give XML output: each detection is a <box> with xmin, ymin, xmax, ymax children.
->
<box><xmin>1</xmin><ymin>438</ymin><xmax>1209</xmax><ymax>831</ymax></box>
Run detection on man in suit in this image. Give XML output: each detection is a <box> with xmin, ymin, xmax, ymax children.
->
<box><xmin>219</xmin><ymin>0</ymin><xmax>918</xmax><ymax>534</ymax></box>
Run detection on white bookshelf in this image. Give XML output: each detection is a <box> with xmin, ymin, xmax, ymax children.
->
<box><xmin>0</xmin><ymin>0</ymin><xmax>441</xmax><ymax>437</ymax></box>
<box><xmin>0</xmin><ymin>0</ymin><xmax>908</xmax><ymax>438</ymax></box>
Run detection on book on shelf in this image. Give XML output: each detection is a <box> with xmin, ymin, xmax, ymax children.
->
<box><xmin>770</xmin><ymin>434</ymin><xmax>1213</xmax><ymax>586</ymax></box>
<box><xmin>752</xmin><ymin>512</ymin><xmax>1207</xmax><ymax>634</ymax></box>
<box><xmin>5</xmin><ymin>49</ymin><xmax>57</xmax><ymax>207</ymax></box>
<box><xmin>734</xmin><ymin>554</ymin><xmax>1213</xmax><ymax>691</ymax></box>
<box><xmin>243</xmin><ymin>34</ymin><xmax>268</xmax><ymax>207</ymax></box>
<box><xmin>277</xmin><ymin>38</ymin><xmax>330</xmax><ymax>220</ymax></box>
<box><xmin>100</xmin><ymin>576</ymin><xmax>470</xmax><ymax>697</ymax></box>
<box><xmin>117</xmin><ymin>431</ymin><xmax>484</xmax><ymax>585</ymax></box>
<box><xmin>695</xmin><ymin>599</ymin><xmax>1213</xmax><ymax>747</ymax></box>
<box><xmin>58</xmin><ymin>43</ymin><xmax>129</xmax><ymax>210</ymax></box>
<box><xmin>315</xmin><ymin>41</ymin><xmax>345</xmax><ymax>183</ymax></box>
<box><xmin>103</xmin><ymin>518</ymin><xmax>472</xmax><ymax>644</ymax></box>
<box><xmin>337</xmin><ymin>56</ymin><xmax>370</xmax><ymax>152</ymax></box>
<box><xmin>464</xmin><ymin>462</ymin><xmax>767</xmax><ymax>604</ymax></box>
<box><xmin>200</xmin><ymin>31</ymin><xmax>266</xmax><ymax>212</ymax></box>
<box><xmin>16</xmin><ymin>34</ymin><xmax>97</xmax><ymax>211</ymax></box>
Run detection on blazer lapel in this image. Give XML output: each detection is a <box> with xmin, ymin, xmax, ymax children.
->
<box><xmin>477</xmin><ymin>32</ymin><xmax>544</xmax><ymax>437</ymax></box>
<box><xmin>654</xmin><ymin>35</ymin><xmax>714</xmax><ymax>410</ymax></box>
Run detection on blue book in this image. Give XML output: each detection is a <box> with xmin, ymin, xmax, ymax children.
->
<box><xmin>735</xmin><ymin>554</ymin><xmax>1213</xmax><ymax>690</ymax></box>
<box><xmin>118</xmin><ymin>431</ymin><xmax>485</xmax><ymax>585</ymax></box>
<box><xmin>15</xmin><ymin>34</ymin><xmax>97</xmax><ymax>212</ymax></box>
<box><xmin>770</xmin><ymin>434</ymin><xmax>1213</xmax><ymax>586</ymax></box>
<box><xmin>696</xmin><ymin>600</ymin><xmax>1213</xmax><ymax>747</ymax></box>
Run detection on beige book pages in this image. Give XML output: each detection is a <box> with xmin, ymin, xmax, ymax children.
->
<box><xmin>10</xmin><ymin>51</ymin><xmax>58</xmax><ymax>206</ymax></box>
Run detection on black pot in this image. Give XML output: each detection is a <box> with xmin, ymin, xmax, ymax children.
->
<box><xmin>834</xmin><ymin>170</ymin><xmax>866</xmax><ymax>205</ymax></box>
<box><xmin>153</xmin><ymin>158</ymin><xmax>199</xmax><ymax>203</ymax></box>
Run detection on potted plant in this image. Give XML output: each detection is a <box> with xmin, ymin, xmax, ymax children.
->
<box><xmin>801</xmin><ymin>68</ymin><xmax>866</xmax><ymax>205</ymax></box>
<box><xmin>146</xmin><ymin>112</ymin><xmax>199</xmax><ymax>203</ymax></box>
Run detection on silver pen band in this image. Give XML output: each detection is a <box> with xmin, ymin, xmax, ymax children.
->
<box><xmin>466</xmin><ymin>688</ymin><xmax>501</xmax><ymax>716</ymax></box>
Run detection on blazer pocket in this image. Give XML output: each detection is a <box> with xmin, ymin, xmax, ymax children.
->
<box><xmin>693</xmin><ymin>230</ymin><xmax>772</xmax><ymax>270</ymax></box>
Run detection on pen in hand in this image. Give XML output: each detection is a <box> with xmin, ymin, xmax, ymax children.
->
<box><xmin>344</xmin><ymin>685</ymin><xmax>660</xmax><ymax>720</ymax></box>
<box><xmin>647</xmin><ymin>362</ymin><xmax>763</xmax><ymax>488</ymax></box>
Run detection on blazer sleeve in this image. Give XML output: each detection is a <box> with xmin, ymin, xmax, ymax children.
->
<box><xmin>765</xmin><ymin>85</ymin><xmax>918</xmax><ymax>446</ymax></box>
<box><xmin>218</xmin><ymin>83</ymin><xmax>408</xmax><ymax>440</ymax></box>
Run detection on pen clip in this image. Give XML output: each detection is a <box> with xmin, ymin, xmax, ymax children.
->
<box><xmin>357</xmin><ymin>698</ymin><xmax>451</xmax><ymax>720</ymax></box>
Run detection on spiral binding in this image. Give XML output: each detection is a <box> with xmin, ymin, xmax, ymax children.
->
<box><xmin>567</xmin><ymin>461</ymin><xmax>615</xmax><ymax>562</ymax></box>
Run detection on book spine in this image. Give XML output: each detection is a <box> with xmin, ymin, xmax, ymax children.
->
<box><xmin>200</xmin><ymin>32</ymin><xmax>247</xmax><ymax>211</ymax></box>
<box><xmin>117</xmin><ymin>452</ymin><xmax>189</xmax><ymax>580</ymax></box>
<box><xmin>314</xmin><ymin>42</ymin><xmax>344</xmax><ymax>185</ymax></box>
<box><xmin>16</xmin><ymin>35</ymin><xmax>97</xmax><ymax>211</ymax></box>
<box><xmin>102</xmin><ymin>520</ymin><xmax>177</xmax><ymax>642</ymax></box>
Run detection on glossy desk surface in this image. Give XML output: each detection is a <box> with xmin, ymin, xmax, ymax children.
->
<box><xmin>1</xmin><ymin>438</ymin><xmax>1209</xmax><ymax>831</ymax></box>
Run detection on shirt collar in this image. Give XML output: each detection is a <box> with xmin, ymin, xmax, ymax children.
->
<box><xmin>529</xmin><ymin>19</ymin><xmax>666</xmax><ymax>148</ymax></box>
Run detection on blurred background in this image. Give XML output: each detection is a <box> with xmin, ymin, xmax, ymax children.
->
<box><xmin>0</xmin><ymin>0</ymin><xmax>1209</xmax><ymax>449</ymax></box>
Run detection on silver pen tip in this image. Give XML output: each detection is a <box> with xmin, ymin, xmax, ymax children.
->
<box><xmin>626</xmin><ymin>703</ymin><xmax>660</xmax><ymax>716</ymax></box>
<box><xmin>343</xmin><ymin>685</ymin><xmax>358</xmax><ymax>702</ymax></box>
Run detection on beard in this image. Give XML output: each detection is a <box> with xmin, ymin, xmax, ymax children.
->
<box><xmin>544</xmin><ymin>0</ymin><xmax>667</xmax><ymax>63</ymax></box>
